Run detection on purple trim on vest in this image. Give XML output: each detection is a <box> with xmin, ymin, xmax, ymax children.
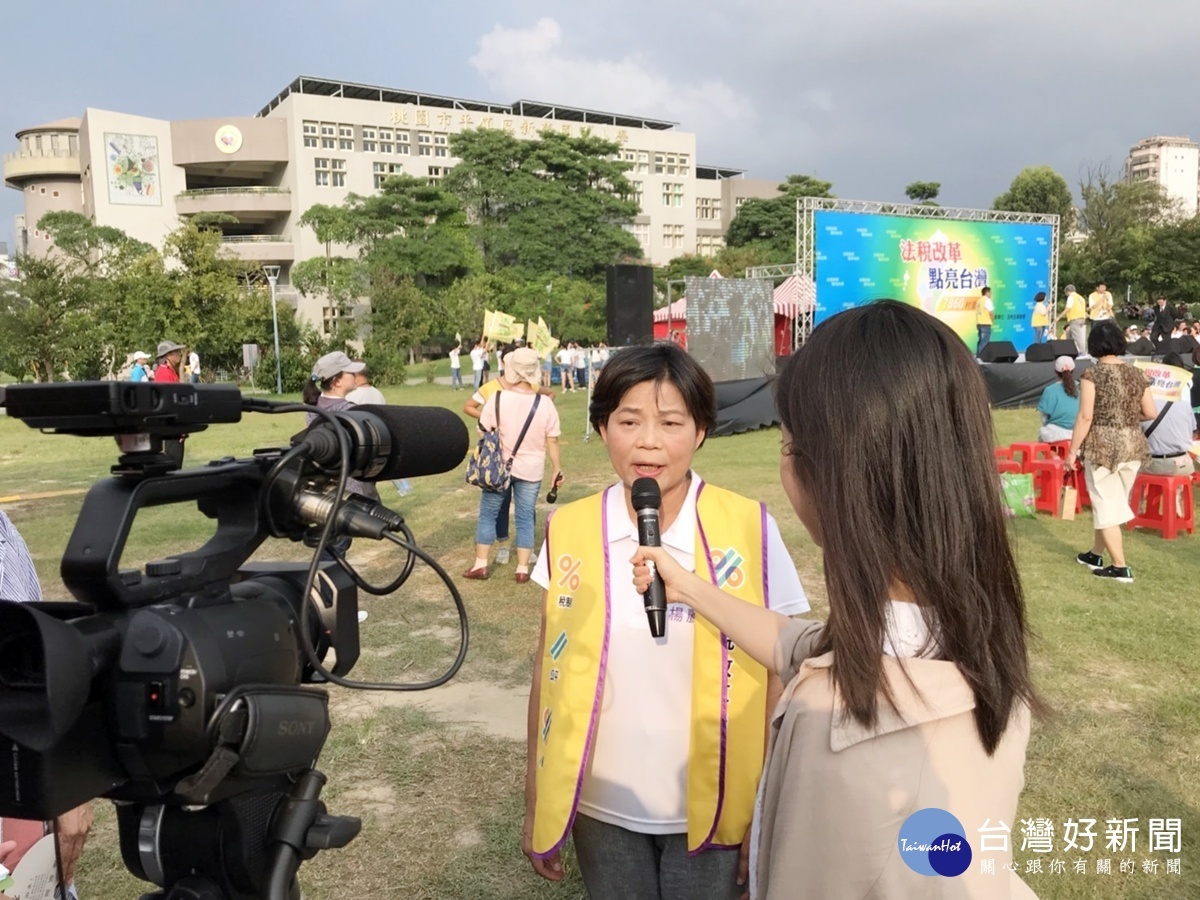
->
<box><xmin>693</xmin><ymin>479</ymin><xmax>730</xmax><ymax>853</ymax></box>
<box><xmin>532</xmin><ymin>487</ymin><xmax>614</xmax><ymax>861</ymax></box>
<box><xmin>759</xmin><ymin>502</ymin><xmax>770</xmax><ymax>610</ymax></box>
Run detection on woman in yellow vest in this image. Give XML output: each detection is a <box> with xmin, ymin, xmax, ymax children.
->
<box><xmin>1031</xmin><ymin>291</ymin><xmax>1049</xmax><ymax>344</ymax></box>
<box><xmin>522</xmin><ymin>343</ymin><xmax>809</xmax><ymax>898</ymax></box>
<box><xmin>633</xmin><ymin>302</ymin><xmax>1042</xmax><ymax>899</ymax></box>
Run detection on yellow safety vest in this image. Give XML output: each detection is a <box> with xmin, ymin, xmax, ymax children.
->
<box><xmin>531</xmin><ymin>481</ymin><xmax>769</xmax><ymax>857</ymax></box>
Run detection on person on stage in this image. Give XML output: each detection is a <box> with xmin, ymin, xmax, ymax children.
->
<box><xmin>976</xmin><ymin>286</ymin><xmax>994</xmax><ymax>357</ymax></box>
<box><xmin>633</xmin><ymin>302</ymin><xmax>1041</xmax><ymax>899</ymax></box>
<box><xmin>1031</xmin><ymin>291</ymin><xmax>1050</xmax><ymax>344</ymax></box>
<box><xmin>523</xmin><ymin>343</ymin><xmax>809</xmax><ymax>899</ymax></box>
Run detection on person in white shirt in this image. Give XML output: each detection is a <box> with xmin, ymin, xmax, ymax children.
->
<box><xmin>186</xmin><ymin>349</ymin><xmax>201</xmax><ymax>384</ymax></box>
<box><xmin>449</xmin><ymin>340</ymin><xmax>463</xmax><ymax>390</ymax></box>
<box><xmin>470</xmin><ymin>339</ymin><xmax>487</xmax><ymax>390</ymax></box>
<box><xmin>555</xmin><ymin>345</ymin><xmax>575</xmax><ymax>391</ymax></box>
<box><xmin>523</xmin><ymin>343</ymin><xmax>808</xmax><ymax>898</ymax></box>
<box><xmin>345</xmin><ymin>362</ymin><xmax>386</xmax><ymax>405</ymax></box>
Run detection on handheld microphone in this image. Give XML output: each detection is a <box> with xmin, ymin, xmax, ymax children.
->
<box><xmin>630</xmin><ymin>477</ymin><xmax>668</xmax><ymax>638</ymax></box>
<box><xmin>546</xmin><ymin>472</ymin><xmax>564</xmax><ymax>504</ymax></box>
<box><xmin>294</xmin><ymin>405</ymin><xmax>469</xmax><ymax>481</ymax></box>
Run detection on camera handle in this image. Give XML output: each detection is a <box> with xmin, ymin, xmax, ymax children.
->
<box><xmin>126</xmin><ymin>769</ymin><xmax>360</xmax><ymax>900</ymax></box>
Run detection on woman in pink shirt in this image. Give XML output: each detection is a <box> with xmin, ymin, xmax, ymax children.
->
<box><xmin>465</xmin><ymin>348</ymin><xmax>562</xmax><ymax>583</ymax></box>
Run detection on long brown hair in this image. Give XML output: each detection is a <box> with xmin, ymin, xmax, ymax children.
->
<box><xmin>1059</xmin><ymin>369</ymin><xmax>1078</xmax><ymax>398</ymax></box>
<box><xmin>776</xmin><ymin>300</ymin><xmax>1040</xmax><ymax>754</ymax></box>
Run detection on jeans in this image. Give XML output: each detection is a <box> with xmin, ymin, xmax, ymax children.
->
<box><xmin>473</xmin><ymin>369</ymin><xmax>483</xmax><ymax>390</ymax></box>
<box><xmin>1033</xmin><ymin>326</ymin><xmax>1048</xmax><ymax>343</ymax></box>
<box><xmin>495</xmin><ymin>484</ymin><xmax>511</xmax><ymax>542</ymax></box>
<box><xmin>977</xmin><ymin>325</ymin><xmax>992</xmax><ymax>357</ymax></box>
<box><xmin>571</xmin><ymin>814</ymin><xmax>741</xmax><ymax>900</ymax></box>
<box><xmin>475</xmin><ymin>477</ymin><xmax>541</xmax><ymax>549</ymax></box>
<box><xmin>451</xmin><ymin>367</ymin><xmax>462</xmax><ymax>389</ymax></box>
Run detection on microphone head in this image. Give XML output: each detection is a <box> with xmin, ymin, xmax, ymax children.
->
<box><xmin>631</xmin><ymin>477</ymin><xmax>662</xmax><ymax>511</ymax></box>
<box><xmin>354</xmin><ymin>405</ymin><xmax>470</xmax><ymax>480</ymax></box>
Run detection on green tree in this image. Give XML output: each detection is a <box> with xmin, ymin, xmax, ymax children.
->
<box><xmin>904</xmin><ymin>181</ymin><xmax>941</xmax><ymax>205</ymax></box>
<box><xmin>725</xmin><ymin>174</ymin><xmax>835</xmax><ymax>262</ymax></box>
<box><xmin>445</xmin><ymin>128</ymin><xmax>641</xmax><ymax>280</ymax></box>
<box><xmin>0</xmin><ymin>255</ymin><xmax>106</xmax><ymax>380</ymax></box>
<box><xmin>992</xmin><ymin>166</ymin><xmax>1075</xmax><ymax>231</ymax></box>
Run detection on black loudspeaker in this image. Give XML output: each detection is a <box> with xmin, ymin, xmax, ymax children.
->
<box><xmin>606</xmin><ymin>265</ymin><xmax>654</xmax><ymax>347</ymax></box>
<box><xmin>1048</xmin><ymin>339</ymin><xmax>1079</xmax><ymax>358</ymax></box>
<box><xmin>1025</xmin><ymin>343</ymin><xmax>1055</xmax><ymax>363</ymax></box>
<box><xmin>980</xmin><ymin>341</ymin><xmax>1018</xmax><ymax>363</ymax></box>
<box><xmin>1127</xmin><ymin>337</ymin><xmax>1155</xmax><ymax>356</ymax></box>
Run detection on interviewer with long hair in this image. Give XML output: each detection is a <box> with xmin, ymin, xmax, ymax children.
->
<box><xmin>634</xmin><ymin>301</ymin><xmax>1041</xmax><ymax>899</ymax></box>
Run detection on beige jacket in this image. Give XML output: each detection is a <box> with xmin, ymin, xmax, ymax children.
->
<box><xmin>755</xmin><ymin>618</ymin><xmax>1037</xmax><ymax>899</ymax></box>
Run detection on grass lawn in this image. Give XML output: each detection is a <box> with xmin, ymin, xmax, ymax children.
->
<box><xmin>1</xmin><ymin>382</ymin><xmax>1197</xmax><ymax>899</ymax></box>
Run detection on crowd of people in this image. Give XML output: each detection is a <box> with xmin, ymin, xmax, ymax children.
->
<box><xmin>124</xmin><ymin>341</ymin><xmax>201</xmax><ymax>383</ymax></box>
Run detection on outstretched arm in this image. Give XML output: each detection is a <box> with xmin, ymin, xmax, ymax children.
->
<box><xmin>632</xmin><ymin>546</ymin><xmax>789</xmax><ymax>675</ymax></box>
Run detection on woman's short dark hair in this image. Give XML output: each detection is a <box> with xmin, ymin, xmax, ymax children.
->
<box><xmin>589</xmin><ymin>343</ymin><xmax>717</xmax><ymax>440</ymax></box>
<box><xmin>981</xmin><ymin>286</ymin><xmax>991</xmax><ymax>297</ymax></box>
<box><xmin>776</xmin><ymin>300</ymin><xmax>1039</xmax><ymax>755</ymax></box>
<box><xmin>1033</xmin><ymin>291</ymin><xmax>1046</xmax><ymax>304</ymax></box>
<box><xmin>1087</xmin><ymin>320</ymin><xmax>1127</xmax><ymax>358</ymax></box>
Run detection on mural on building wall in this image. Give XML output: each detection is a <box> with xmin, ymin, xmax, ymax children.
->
<box><xmin>104</xmin><ymin>133</ymin><xmax>161</xmax><ymax>205</ymax></box>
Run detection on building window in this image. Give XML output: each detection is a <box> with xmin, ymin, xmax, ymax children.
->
<box><xmin>428</xmin><ymin>165</ymin><xmax>448</xmax><ymax>184</ymax></box>
<box><xmin>331</xmin><ymin>158</ymin><xmax>346</xmax><ymax>187</ymax></box>
<box><xmin>396</xmin><ymin>133</ymin><xmax>411</xmax><ymax>155</ymax></box>
<box><xmin>378</xmin><ymin>127</ymin><xmax>393</xmax><ymax>154</ymax></box>
<box><xmin>637</xmin><ymin>151</ymin><xmax>649</xmax><ymax>174</ymax></box>
<box><xmin>320</xmin><ymin>123</ymin><xmax>336</xmax><ymax>149</ymax></box>
<box><xmin>623</xmin><ymin>222</ymin><xmax>650</xmax><ymax>255</ymax></box>
<box><xmin>303</xmin><ymin>121</ymin><xmax>318</xmax><ymax>148</ymax></box>
<box><xmin>623</xmin><ymin>150</ymin><xmax>636</xmax><ymax>162</ymax></box>
<box><xmin>362</xmin><ymin>127</ymin><xmax>377</xmax><ymax>153</ymax></box>
<box><xmin>434</xmin><ymin>133</ymin><xmax>449</xmax><ymax>157</ymax></box>
<box><xmin>630</xmin><ymin>180</ymin><xmax>643</xmax><ymax>206</ymax></box>
<box><xmin>678</xmin><ymin>153</ymin><xmax>690</xmax><ymax>177</ymax></box>
<box><xmin>418</xmin><ymin>132</ymin><xmax>432</xmax><ymax>156</ymax></box>
<box><xmin>696</xmin><ymin>234</ymin><xmax>725</xmax><ymax>256</ymax></box>
<box><xmin>662</xmin><ymin>223</ymin><xmax>685</xmax><ymax>249</ymax></box>
<box><xmin>655</xmin><ymin>154</ymin><xmax>665</xmax><ymax>175</ymax></box>
<box><xmin>338</xmin><ymin>124</ymin><xmax>354</xmax><ymax>151</ymax></box>
<box><xmin>68</xmin><ymin>134</ymin><xmax>78</xmax><ymax>155</ymax></box>
<box><xmin>735</xmin><ymin>196</ymin><xmax>748</xmax><ymax>208</ymax></box>
<box><xmin>315</xmin><ymin>158</ymin><xmax>330</xmax><ymax>186</ymax></box>
<box><xmin>696</xmin><ymin>197</ymin><xmax>721</xmax><ymax>220</ymax></box>
<box><xmin>373</xmin><ymin>161</ymin><xmax>404</xmax><ymax>189</ymax></box>
<box><xmin>662</xmin><ymin>182</ymin><xmax>684</xmax><ymax>207</ymax></box>
<box><xmin>52</xmin><ymin>190</ymin><xmax>59</xmax><ymax>198</ymax></box>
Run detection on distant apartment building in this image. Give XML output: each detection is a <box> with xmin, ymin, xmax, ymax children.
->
<box><xmin>4</xmin><ymin>76</ymin><xmax>779</xmax><ymax>329</ymax></box>
<box><xmin>1125</xmin><ymin>135</ymin><xmax>1200</xmax><ymax>218</ymax></box>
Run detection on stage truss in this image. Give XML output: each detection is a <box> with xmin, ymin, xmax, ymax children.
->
<box><xmin>748</xmin><ymin>198</ymin><xmax>1061</xmax><ymax>350</ymax></box>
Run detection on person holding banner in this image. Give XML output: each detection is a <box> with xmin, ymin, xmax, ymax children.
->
<box><xmin>1065</xmin><ymin>322</ymin><xmax>1158</xmax><ymax>583</ymax></box>
<box><xmin>1141</xmin><ymin>353</ymin><xmax>1197</xmax><ymax>485</ymax></box>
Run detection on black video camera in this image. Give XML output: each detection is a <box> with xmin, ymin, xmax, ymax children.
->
<box><xmin>0</xmin><ymin>381</ymin><xmax>470</xmax><ymax>900</ymax></box>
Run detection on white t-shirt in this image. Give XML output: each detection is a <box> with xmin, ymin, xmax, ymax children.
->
<box><xmin>531</xmin><ymin>474</ymin><xmax>809</xmax><ymax>834</ymax></box>
<box><xmin>345</xmin><ymin>385</ymin><xmax>386</xmax><ymax>405</ymax></box>
<box><xmin>572</xmin><ymin>347</ymin><xmax>587</xmax><ymax>369</ymax></box>
<box><xmin>555</xmin><ymin>348</ymin><xmax>572</xmax><ymax>367</ymax></box>
<box><xmin>188</xmin><ymin>351</ymin><xmax>200</xmax><ymax>375</ymax></box>
<box><xmin>449</xmin><ymin>347</ymin><xmax>461</xmax><ymax>369</ymax></box>
<box><xmin>470</xmin><ymin>347</ymin><xmax>485</xmax><ymax>371</ymax></box>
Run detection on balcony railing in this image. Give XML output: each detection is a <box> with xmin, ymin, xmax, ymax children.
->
<box><xmin>179</xmin><ymin>186</ymin><xmax>291</xmax><ymax>197</ymax></box>
<box><xmin>4</xmin><ymin>149</ymin><xmax>80</xmax><ymax>163</ymax></box>
<box><xmin>219</xmin><ymin>234</ymin><xmax>291</xmax><ymax>243</ymax></box>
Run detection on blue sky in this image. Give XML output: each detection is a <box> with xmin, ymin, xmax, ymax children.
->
<box><xmin>5</xmin><ymin>0</ymin><xmax>1199</xmax><ymax>251</ymax></box>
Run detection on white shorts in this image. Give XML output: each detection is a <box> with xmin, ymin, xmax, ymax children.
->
<box><xmin>1085</xmin><ymin>460</ymin><xmax>1141</xmax><ymax>529</ymax></box>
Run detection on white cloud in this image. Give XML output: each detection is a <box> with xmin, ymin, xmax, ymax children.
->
<box><xmin>469</xmin><ymin>18</ymin><xmax>756</xmax><ymax>134</ymax></box>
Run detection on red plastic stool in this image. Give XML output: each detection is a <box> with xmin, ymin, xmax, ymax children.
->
<box><xmin>1126</xmin><ymin>473</ymin><xmax>1195</xmax><ymax>540</ymax></box>
<box><xmin>994</xmin><ymin>447</ymin><xmax>1014</xmax><ymax>462</ymax></box>
<box><xmin>1047</xmin><ymin>440</ymin><xmax>1072</xmax><ymax>460</ymax></box>
<box><xmin>996</xmin><ymin>459</ymin><xmax>1022</xmax><ymax>474</ymax></box>
<box><xmin>1028</xmin><ymin>457</ymin><xmax>1065</xmax><ymax>516</ymax></box>
<box><xmin>1010</xmin><ymin>442</ymin><xmax>1053</xmax><ymax>473</ymax></box>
